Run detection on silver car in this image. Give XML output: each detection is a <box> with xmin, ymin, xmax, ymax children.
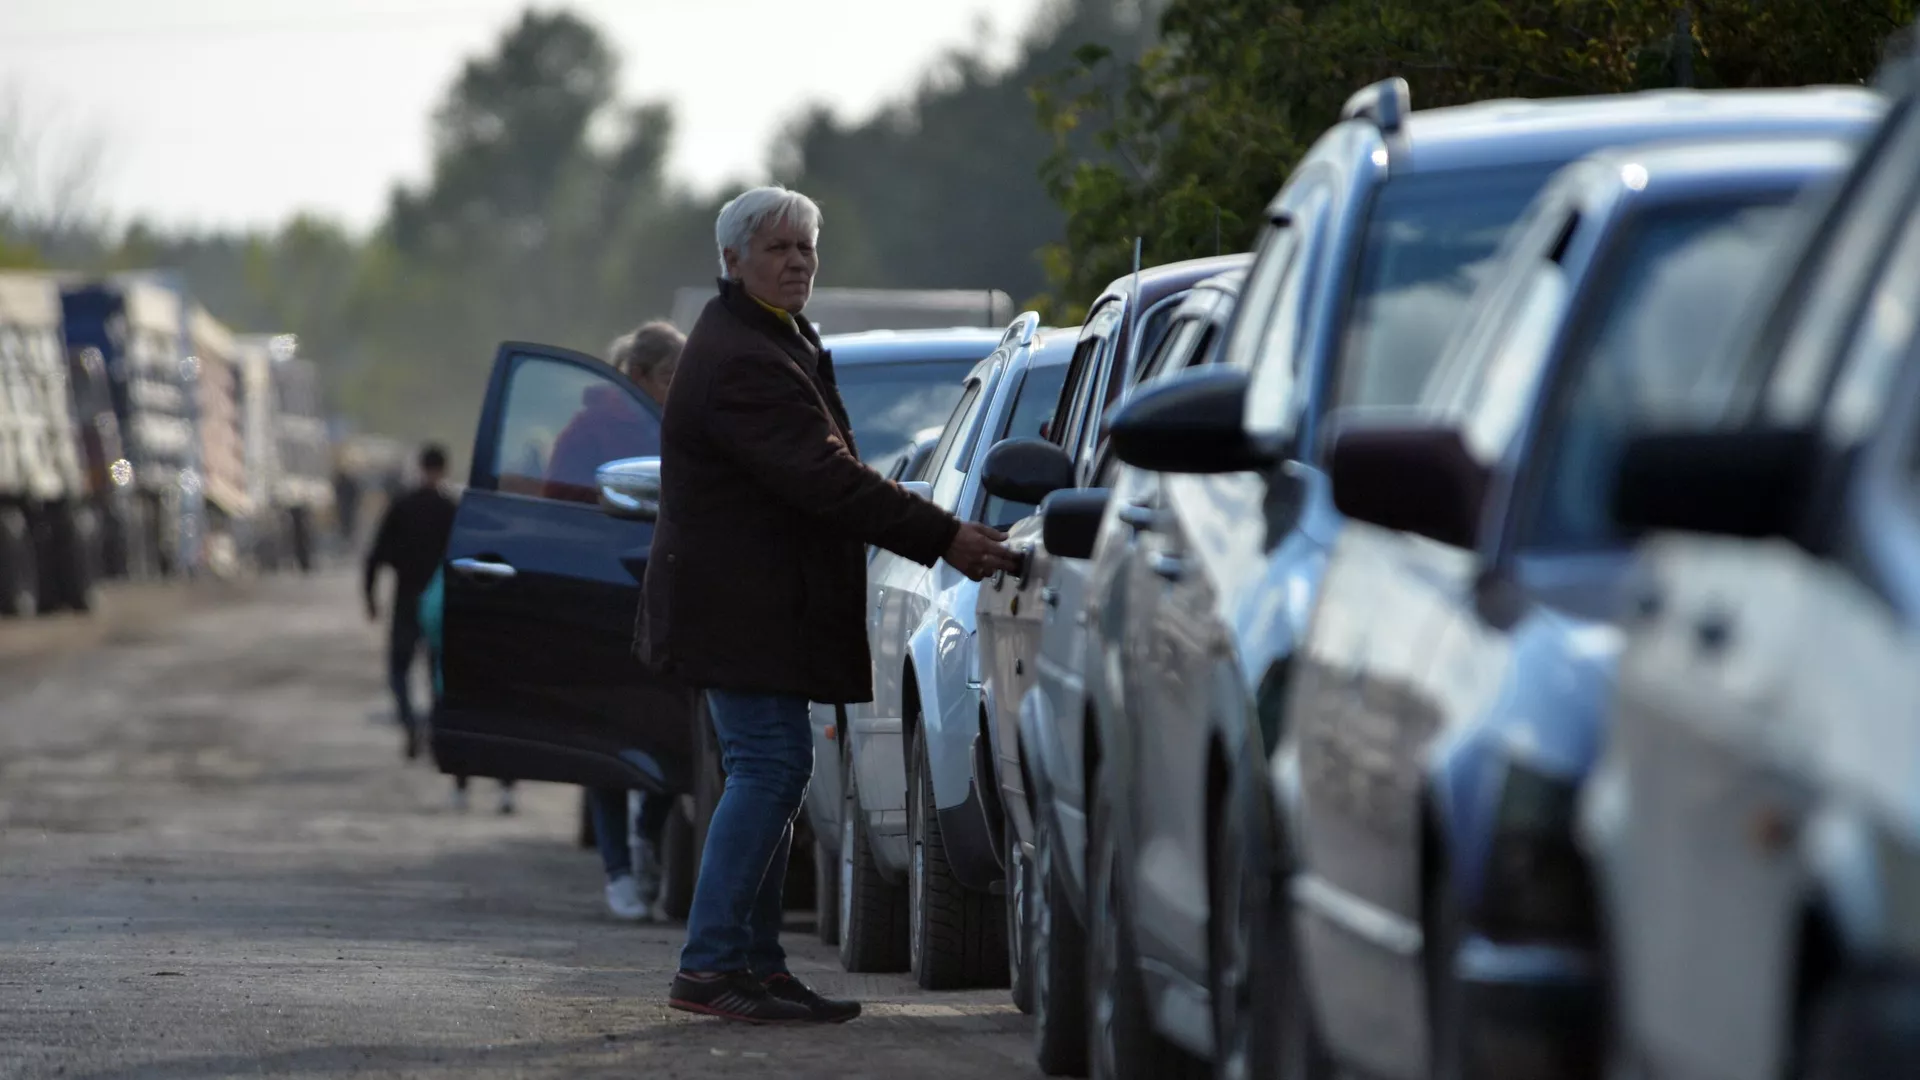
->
<box><xmin>833</xmin><ymin>314</ymin><xmax>1075</xmax><ymax>983</ymax></box>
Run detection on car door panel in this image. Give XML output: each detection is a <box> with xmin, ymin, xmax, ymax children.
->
<box><xmin>438</xmin><ymin>341</ymin><xmax>694</xmax><ymax>793</ymax></box>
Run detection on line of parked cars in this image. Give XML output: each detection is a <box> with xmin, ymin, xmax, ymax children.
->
<box><xmin>425</xmin><ymin>33</ymin><xmax>1920</xmax><ymax>1080</ymax></box>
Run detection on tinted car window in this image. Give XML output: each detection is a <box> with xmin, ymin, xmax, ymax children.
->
<box><xmin>932</xmin><ymin>376</ymin><xmax>993</xmax><ymax>510</ymax></box>
<box><xmin>1139</xmin><ymin>315</ymin><xmax>1205</xmax><ymax>384</ymax></box>
<box><xmin>982</xmin><ymin>362</ymin><xmax>1072</xmax><ymax>527</ymax></box>
<box><xmin>1340</xmin><ymin>165</ymin><xmax>1559</xmax><ymax>410</ymax></box>
<box><xmin>837</xmin><ymin>359</ymin><xmax>976</xmax><ymax>474</ymax></box>
<box><xmin>1522</xmin><ymin>197</ymin><xmax>1799</xmax><ymax>550</ymax></box>
<box><xmin>491</xmin><ymin>355</ymin><xmax>659</xmax><ymax>503</ymax></box>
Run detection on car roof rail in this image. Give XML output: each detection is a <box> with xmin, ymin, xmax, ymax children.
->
<box><xmin>1340</xmin><ymin>77</ymin><xmax>1412</xmax><ymax>134</ymax></box>
<box><xmin>999</xmin><ymin>310</ymin><xmax>1042</xmax><ymax>350</ymax></box>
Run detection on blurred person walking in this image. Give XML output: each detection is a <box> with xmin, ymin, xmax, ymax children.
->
<box><xmin>561</xmin><ymin>321</ymin><xmax>686</xmax><ymax>920</ymax></box>
<box><xmin>364</xmin><ymin>444</ymin><xmax>456</xmax><ymax>749</ymax></box>
<box><xmin>636</xmin><ymin>186</ymin><xmax>1019</xmax><ymax>1024</ymax></box>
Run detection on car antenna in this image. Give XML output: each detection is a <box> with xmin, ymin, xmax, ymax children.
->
<box><xmin>1124</xmin><ymin>235</ymin><xmax>1143</xmax><ymax>386</ymax></box>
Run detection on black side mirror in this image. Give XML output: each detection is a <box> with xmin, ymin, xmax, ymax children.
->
<box><xmin>1326</xmin><ymin>419</ymin><xmax>1488</xmax><ymax>549</ymax></box>
<box><xmin>1040</xmin><ymin>487</ymin><xmax>1111</xmax><ymax>560</ymax></box>
<box><xmin>1108</xmin><ymin>367</ymin><xmax>1272</xmax><ymax>474</ymax></box>
<box><xmin>1612</xmin><ymin>428</ymin><xmax>1816</xmax><ymax>540</ymax></box>
<box><xmin>981</xmin><ymin>437</ymin><xmax>1076</xmax><ymax>506</ymax></box>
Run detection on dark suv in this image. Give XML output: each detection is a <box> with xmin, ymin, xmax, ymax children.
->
<box><xmin>1092</xmin><ymin>79</ymin><xmax>1883</xmax><ymax>1080</ymax></box>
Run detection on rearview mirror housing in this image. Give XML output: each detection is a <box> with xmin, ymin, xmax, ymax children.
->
<box><xmin>1327</xmin><ymin>419</ymin><xmax>1488</xmax><ymax>549</ymax></box>
<box><xmin>1040</xmin><ymin>487</ymin><xmax>1111</xmax><ymax>560</ymax></box>
<box><xmin>1108</xmin><ymin>367</ymin><xmax>1271</xmax><ymax>474</ymax></box>
<box><xmin>1612</xmin><ymin>428</ymin><xmax>1816</xmax><ymax>540</ymax></box>
<box><xmin>597</xmin><ymin>456</ymin><xmax>662</xmax><ymax>521</ymax></box>
<box><xmin>981</xmin><ymin>437</ymin><xmax>1075</xmax><ymax>506</ymax></box>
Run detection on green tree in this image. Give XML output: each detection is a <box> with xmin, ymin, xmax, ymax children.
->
<box><xmin>1038</xmin><ymin>0</ymin><xmax>1914</xmax><ymax>317</ymax></box>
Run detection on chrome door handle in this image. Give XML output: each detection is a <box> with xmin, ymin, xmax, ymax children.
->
<box><xmin>1149</xmin><ymin>552</ymin><xmax>1185</xmax><ymax>581</ymax></box>
<box><xmin>1117</xmin><ymin>503</ymin><xmax>1155</xmax><ymax>531</ymax></box>
<box><xmin>449</xmin><ymin>557</ymin><xmax>516</xmax><ymax>580</ymax></box>
<box><xmin>1041</xmin><ymin>586</ymin><xmax>1060</xmax><ymax>608</ymax></box>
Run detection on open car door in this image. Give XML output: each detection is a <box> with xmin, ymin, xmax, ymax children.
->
<box><xmin>436</xmin><ymin>341</ymin><xmax>693</xmax><ymax>795</ymax></box>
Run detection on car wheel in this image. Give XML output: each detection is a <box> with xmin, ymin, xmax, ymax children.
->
<box><xmin>1007</xmin><ymin>811</ymin><xmax>1035</xmax><ymax>1014</ymax></box>
<box><xmin>46</xmin><ymin>502</ymin><xmax>97</xmax><ymax>613</ymax></box>
<box><xmin>575</xmin><ymin>788</ymin><xmax>596</xmax><ymax>849</ymax></box>
<box><xmin>1426</xmin><ymin>868</ymin><xmax>1467</xmax><ymax>1080</ymax></box>
<box><xmin>1276</xmin><ymin>850</ymin><xmax>1334</xmax><ymax>1080</ymax></box>
<box><xmin>837</xmin><ymin>742</ymin><xmax>909</xmax><ymax>972</ymax></box>
<box><xmin>907</xmin><ymin>722</ymin><xmax>1007</xmax><ymax>990</ymax></box>
<box><xmin>1804</xmin><ymin>967</ymin><xmax>1920</xmax><ymax>1080</ymax></box>
<box><xmin>815</xmin><ymin>829</ymin><xmax>841</xmax><ymax>945</ymax></box>
<box><xmin>1087</xmin><ymin>768</ymin><xmax>1207</xmax><ymax>1080</ymax></box>
<box><xmin>1033</xmin><ymin>796</ymin><xmax>1089</xmax><ymax>1076</ymax></box>
<box><xmin>1213</xmin><ymin>782</ymin><xmax>1280</xmax><ymax>1080</ymax></box>
<box><xmin>655</xmin><ymin>795</ymin><xmax>697</xmax><ymax>922</ymax></box>
<box><xmin>0</xmin><ymin>507</ymin><xmax>40</xmax><ymax>617</ymax></box>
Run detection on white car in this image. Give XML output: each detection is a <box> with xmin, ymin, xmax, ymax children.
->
<box><xmin>832</xmin><ymin>313</ymin><xmax>1074</xmax><ymax>987</ymax></box>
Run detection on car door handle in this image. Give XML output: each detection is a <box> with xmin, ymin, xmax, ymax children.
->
<box><xmin>1041</xmin><ymin>585</ymin><xmax>1059</xmax><ymax>608</ymax></box>
<box><xmin>1149</xmin><ymin>552</ymin><xmax>1185</xmax><ymax>581</ymax></box>
<box><xmin>449</xmin><ymin>557</ymin><xmax>516</xmax><ymax>580</ymax></box>
<box><xmin>1117</xmin><ymin>502</ymin><xmax>1155</xmax><ymax>531</ymax></box>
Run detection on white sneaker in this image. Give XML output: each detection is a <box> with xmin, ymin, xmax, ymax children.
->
<box><xmin>604</xmin><ymin>874</ymin><xmax>648</xmax><ymax>921</ymax></box>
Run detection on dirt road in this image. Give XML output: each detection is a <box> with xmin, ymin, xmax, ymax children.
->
<box><xmin>0</xmin><ymin>570</ymin><xmax>1032</xmax><ymax>1079</ymax></box>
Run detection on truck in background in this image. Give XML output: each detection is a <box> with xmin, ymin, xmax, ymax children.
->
<box><xmin>669</xmin><ymin>285</ymin><xmax>1015</xmax><ymax>336</ymax></box>
<box><xmin>61</xmin><ymin>277</ymin><xmax>197</xmax><ymax>581</ymax></box>
<box><xmin>238</xmin><ymin>333</ymin><xmax>333</xmax><ymax>572</ymax></box>
<box><xmin>191</xmin><ymin>304</ymin><xmax>255</xmax><ymax>578</ymax></box>
<box><xmin>0</xmin><ymin>272</ymin><xmax>97</xmax><ymax>616</ymax></box>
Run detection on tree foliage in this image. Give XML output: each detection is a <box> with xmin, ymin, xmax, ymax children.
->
<box><xmin>1037</xmin><ymin>0</ymin><xmax>1916</xmax><ymax>317</ymax></box>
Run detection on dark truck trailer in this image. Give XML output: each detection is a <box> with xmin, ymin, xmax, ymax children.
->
<box><xmin>60</xmin><ymin>278</ymin><xmax>197</xmax><ymax>581</ymax></box>
<box><xmin>0</xmin><ymin>273</ymin><xmax>101</xmax><ymax>615</ymax></box>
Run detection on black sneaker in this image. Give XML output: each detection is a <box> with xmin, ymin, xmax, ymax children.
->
<box><xmin>669</xmin><ymin>971</ymin><xmax>813</xmax><ymax>1024</ymax></box>
<box><xmin>762</xmin><ymin>972</ymin><xmax>861</xmax><ymax>1023</ymax></box>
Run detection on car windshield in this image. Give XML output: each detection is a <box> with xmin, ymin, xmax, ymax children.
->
<box><xmin>836</xmin><ymin>359</ymin><xmax>978</xmax><ymax>474</ymax></box>
<box><xmin>1339</xmin><ymin>165</ymin><xmax>1559</xmax><ymax>409</ymax></box>
<box><xmin>1524</xmin><ymin>195</ymin><xmax>1801</xmax><ymax>550</ymax></box>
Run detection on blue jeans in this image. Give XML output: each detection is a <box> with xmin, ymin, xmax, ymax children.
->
<box><xmin>678</xmin><ymin>690</ymin><xmax>812</xmax><ymax>975</ymax></box>
<box><xmin>590</xmin><ymin>787</ymin><xmax>671</xmax><ymax>880</ymax></box>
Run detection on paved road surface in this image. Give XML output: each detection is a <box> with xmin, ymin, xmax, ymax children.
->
<box><xmin>0</xmin><ymin>570</ymin><xmax>1032</xmax><ymax>1079</ymax></box>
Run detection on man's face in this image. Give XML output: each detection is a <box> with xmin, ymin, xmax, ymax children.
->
<box><xmin>726</xmin><ymin>216</ymin><xmax>817</xmax><ymax>313</ymax></box>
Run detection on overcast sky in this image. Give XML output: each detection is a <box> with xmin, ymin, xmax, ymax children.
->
<box><xmin>0</xmin><ymin>0</ymin><xmax>1053</xmax><ymax>233</ymax></box>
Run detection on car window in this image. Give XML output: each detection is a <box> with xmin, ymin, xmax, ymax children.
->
<box><xmin>492</xmin><ymin>353</ymin><xmax>659</xmax><ymax>503</ymax></box>
<box><xmin>1112</xmin><ymin>295</ymin><xmax>1183</xmax><ymax>404</ymax></box>
<box><xmin>1519</xmin><ymin>197</ymin><xmax>1801</xmax><ymax>550</ymax></box>
<box><xmin>834</xmin><ymin>359</ymin><xmax>976</xmax><ymax>475</ymax></box>
<box><xmin>982</xmin><ymin>361</ymin><xmax>1072</xmax><ymax>527</ymax></box>
<box><xmin>1138</xmin><ymin>315</ymin><xmax>1205</xmax><ymax>385</ymax></box>
<box><xmin>1338</xmin><ymin>164</ymin><xmax>1560</xmax><ymax>411</ymax></box>
<box><xmin>920</xmin><ymin>379</ymin><xmax>982</xmax><ymax>507</ymax></box>
<box><xmin>1827</xmin><ymin>199</ymin><xmax>1920</xmax><ymax>447</ymax></box>
<box><xmin>1242</xmin><ymin>183</ymin><xmax>1332</xmax><ymax>444</ymax></box>
<box><xmin>1460</xmin><ymin>262</ymin><xmax>1571</xmax><ymax>462</ymax></box>
<box><xmin>1057</xmin><ymin>303</ymin><xmax>1122</xmax><ymax>457</ymax></box>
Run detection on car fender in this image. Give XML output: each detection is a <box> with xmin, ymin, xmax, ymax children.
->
<box><xmin>805</xmin><ymin>701</ymin><xmax>844</xmax><ymax>854</ymax></box>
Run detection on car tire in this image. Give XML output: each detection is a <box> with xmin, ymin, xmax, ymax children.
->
<box><xmin>656</xmin><ymin>795</ymin><xmax>697</xmax><ymax>922</ymax></box>
<box><xmin>1032</xmin><ymin>797</ymin><xmax>1089</xmax><ymax>1076</ymax></box>
<box><xmin>575</xmin><ymin>788</ymin><xmax>597</xmax><ymax>849</ymax></box>
<box><xmin>907</xmin><ymin>722</ymin><xmax>1008</xmax><ymax>990</ymax></box>
<box><xmin>837</xmin><ymin>744</ymin><xmax>910</xmax><ymax>973</ymax></box>
<box><xmin>814</xmin><ymin>833</ymin><xmax>841</xmax><ymax>945</ymax></box>
<box><xmin>1087</xmin><ymin>768</ymin><xmax>1208</xmax><ymax>1080</ymax></box>
<box><xmin>1426</xmin><ymin>865</ymin><xmax>1468</xmax><ymax>1080</ymax></box>
<box><xmin>1213</xmin><ymin>778</ymin><xmax>1281</xmax><ymax>1080</ymax></box>
<box><xmin>690</xmin><ymin>694</ymin><xmax>724</xmax><ymax>875</ymax></box>
<box><xmin>1804</xmin><ymin>967</ymin><xmax>1920</xmax><ymax>1080</ymax></box>
<box><xmin>1007</xmin><ymin>811</ymin><xmax>1035</xmax><ymax>1014</ymax></box>
<box><xmin>0</xmin><ymin>507</ymin><xmax>40</xmax><ymax>617</ymax></box>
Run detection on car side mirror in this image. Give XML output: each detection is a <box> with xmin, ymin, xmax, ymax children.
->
<box><xmin>981</xmin><ymin>437</ymin><xmax>1075</xmax><ymax>506</ymax></box>
<box><xmin>1327</xmin><ymin>418</ymin><xmax>1488</xmax><ymax>549</ymax></box>
<box><xmin>1040</xmin><ymin>487</ymin><xmax>1111</xmax><ymax>560</ymax></box>
<box><xmin>1108</xmin><ymin>367</ymin><xmax>1271</xmax><ymax>474</ymax></box>
<box><xmin>597</xmin><ymin>456</ymin><xmax>662</xmax><ymax>521</ymax></box>
<box><xmin>1612</xmin><ymin>428</ymin><xmax>1816</xmax><ymax>540</ymax></box>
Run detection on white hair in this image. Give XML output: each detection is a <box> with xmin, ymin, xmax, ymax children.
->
<box><xmin>714</xmin><ymin>185</ymin><xmax>822</xmax><ymax>278</ymax></box>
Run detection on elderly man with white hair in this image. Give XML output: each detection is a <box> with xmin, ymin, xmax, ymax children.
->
<box><xmin>636</xmin><ymin>185</ymin><xmax>1017</xmax><ymax>1023</ymax></box>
